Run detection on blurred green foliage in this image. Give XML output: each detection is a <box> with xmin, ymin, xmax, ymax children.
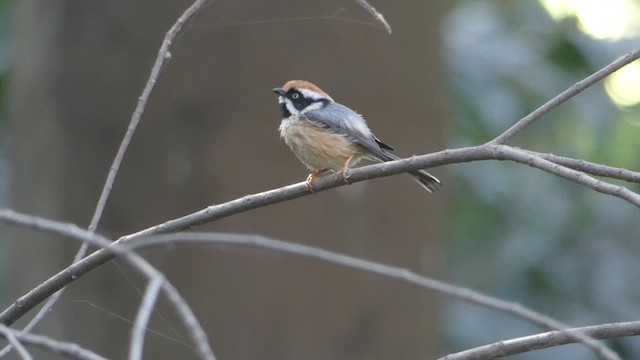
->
<box><xmin>444</xmin><ymin>1</ymin><xmax>640</xmax><ymax>358</ymax></box>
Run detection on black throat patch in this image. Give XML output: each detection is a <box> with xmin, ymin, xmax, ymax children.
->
<box><xmin>279</xmin><ymin>102</ymin><xmax>291</xmax><ymax>118</ymax></box>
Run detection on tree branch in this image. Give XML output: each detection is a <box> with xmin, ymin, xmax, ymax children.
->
<box><xmin>524</xmin><ymin>150</ymin><xmax>640</xmax><ymax>184</ymax></box>
<box><xmin>490</xmin><ymin>47</ymin><xmax>640</xmax><ymax>145</ymax></box>
<box><xmin>2</xmin><ymin>144</ymin><xmax>639</xmax><ymax>331</ymax></box>
<box><xmin>487</xmin><ymin>146</ymin><xmax>640</xmax><ymax>207</ymax></box>
<box><xmin>440</xmin><ymin>321</ymin><xmax>640</xmax><ymax>360</ymax></box>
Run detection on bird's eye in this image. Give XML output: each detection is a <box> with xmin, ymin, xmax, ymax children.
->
<box><xmin>291</xmin><ymin>93</ymin><xmax>300</xmax><ymax>99</ymax></box>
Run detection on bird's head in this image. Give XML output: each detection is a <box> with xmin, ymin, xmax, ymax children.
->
<box><xmin>273</xmin><ymin>80</ymin><xmax>334</xmax><ymax>118</ymax></box>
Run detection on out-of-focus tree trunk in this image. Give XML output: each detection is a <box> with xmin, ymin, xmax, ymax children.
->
<box><xmin>8</xmin><ymin>0</ymin><xmax>446</xmax><ymax>358</ymax></box>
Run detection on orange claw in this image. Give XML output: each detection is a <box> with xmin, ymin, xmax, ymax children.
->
<box><xmin>339</xmin><ymin>154</ymin><xmax>355</xmax><ymax>185</ymax></box>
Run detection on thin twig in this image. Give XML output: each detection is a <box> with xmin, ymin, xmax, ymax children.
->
<box><xmin>439</xmin><ymin>321</ymin><xmax>640</xmax><ymax>360</ymax></box>
<box><xmin>0</xmin><ymin>325</ymin><xmax>107</xmax><ymax>360</ymax></box>
<box><xmin>352</xmin><ymin>0</ymin><xmax>392</xmax><ymax>33</ymax></box>
<box><xmin>129</xmin><ymin>277</ymin><xmax>164</xmax><ymax>360</ymax></box>
<box><xmin>490</xmin><ymin>47</ymin><xmax>640</xmax><ymax>145</ymax></box>
<box><xmin>488</xmin><ymin>145</ymin><xmax>640</xmax><ymax>207</ymax></box>
<box><xmin>525</xmin><ymin>150</ymin><xmax>640</xmax><ymax>184</ymax></box>
<box><xmin>0</xmin><ymin>210</ymin><xmax>216</xmax><ymax>360</ymax></box>
<box><xmin>1</xmin><ymin>1</ymin><xmax>211</xmax><ymax>357</ymax></box>
<box><xmin>123</xmin><ymin>232</ymin><xmax>618</xmax><ymax>360</ymax></box>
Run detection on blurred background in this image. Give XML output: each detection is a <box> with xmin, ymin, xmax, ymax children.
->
<box><xmin>1</xmin><ymin>0</ymin><xmax>640</xmax><ymax>359</ymax></box>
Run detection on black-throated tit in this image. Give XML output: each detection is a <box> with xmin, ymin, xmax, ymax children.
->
<box><xmin>273</xmin><ymin>80</ymin><xmax>440</xmax><ymax>193</ymax></box>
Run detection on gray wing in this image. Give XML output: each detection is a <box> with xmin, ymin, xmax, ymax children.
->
<box><xmin>304</xmin><ymin>102</ymin><xmax>393</xmax><ymax>158</ymax></box>
<box><xmin>305</xmin><ymin>102</ymin><xmax>441</xmax><ymax>192</ymax></box>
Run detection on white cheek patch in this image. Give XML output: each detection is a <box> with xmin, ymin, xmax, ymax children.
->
<box><xmin>284</xmin><ymin>99</ymin><xmax>299</xmax><ymax>116</ymax></box>
<box><xmin>300</xmin><ymin>101</ymin><xmax>325</xmax><ymax>114</ymax></box>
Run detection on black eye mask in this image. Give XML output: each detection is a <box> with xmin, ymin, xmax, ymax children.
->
<box><xmin>287</xmin><ymin>90</ymin><xmax>315</xmax><ymax>111</ymax></box>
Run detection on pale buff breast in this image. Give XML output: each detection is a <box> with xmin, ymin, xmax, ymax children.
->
<box><xmin>279</xmin><ymin>118</ymin><xmax>362</xmax><ymax>172</ymax></box>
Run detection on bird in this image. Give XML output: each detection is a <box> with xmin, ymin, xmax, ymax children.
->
<box><xmin>273</xmin><ymin>80</ymin><xmax>441</xmax><ymax>193</ymax></box>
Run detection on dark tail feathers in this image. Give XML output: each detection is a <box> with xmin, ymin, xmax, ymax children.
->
<box><xmin>377</xmin><ymin>151</ymin><xmax>441</xmax><ymax>193</ymax></box>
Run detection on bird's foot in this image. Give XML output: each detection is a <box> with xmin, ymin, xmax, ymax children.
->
<box><xmin>305</xmin><ymin>170</ymin><xmax>325</xmax><ymax>193</ymax></box>
<box><xmin>339</xmin><ymin>154</ymin><xmax>355</xmax><ymax>185</ymax></box>
<box><xmin>340</xmin><ymin>167</ymin><xmax>351</xmax><ymax>185</ymax></box>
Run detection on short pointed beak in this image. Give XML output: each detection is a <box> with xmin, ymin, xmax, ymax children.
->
<box><xmin>272</xmin><ymin>87</ymin><xmax>286</xmax><ymax>96</ymax></box>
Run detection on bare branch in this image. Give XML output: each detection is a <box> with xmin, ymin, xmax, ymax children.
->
<box><xmin>122</xmin><ymin>232</ymin><xmax>618</xmax><ymax>360</ymax></box>
<box><xmin>0</xmin><ymin>210</ymin><xmax>216</xmax><ymax>360</ymax></box>
<box><xmin>524</xmin><ymin>150</ymin><xmax>640</xmax><ymax>184</ymax></box>
<box><xmin>490</xmin><ymin>47</ymin><xmax>640</xmax><ymax>145</ymax></box>
<box><xmin>352</xmin><ymin>0</ymin><xmax>392</xmax><ymax>33</ymax></box>
<box><xmin>0</xmin><ymin>325</ymin><xmax>107</xmax><ymax>360</ymax></box>
<box><xmin>487</xmin><ymin>145</ymin><xmax>640</xmax><ymax>207</ymax></box>
<box><xmin>2</xmin><ymin>144</ymin><xmax>640</xmax><ymax>331</ymax></box>
<box><xmin>129</xmin><ymin>277</ymin><xmax>164</xmax><ymax>360</ymax></box>
<box><xmin>121</xmin><ymin>145</ymin><xmax>640</xmax><ymax>241</ymax></box>
<box><xmin>440</xmin><ymin>321</ymin><xmax>640</xmax><ymax>360</ymax></box>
